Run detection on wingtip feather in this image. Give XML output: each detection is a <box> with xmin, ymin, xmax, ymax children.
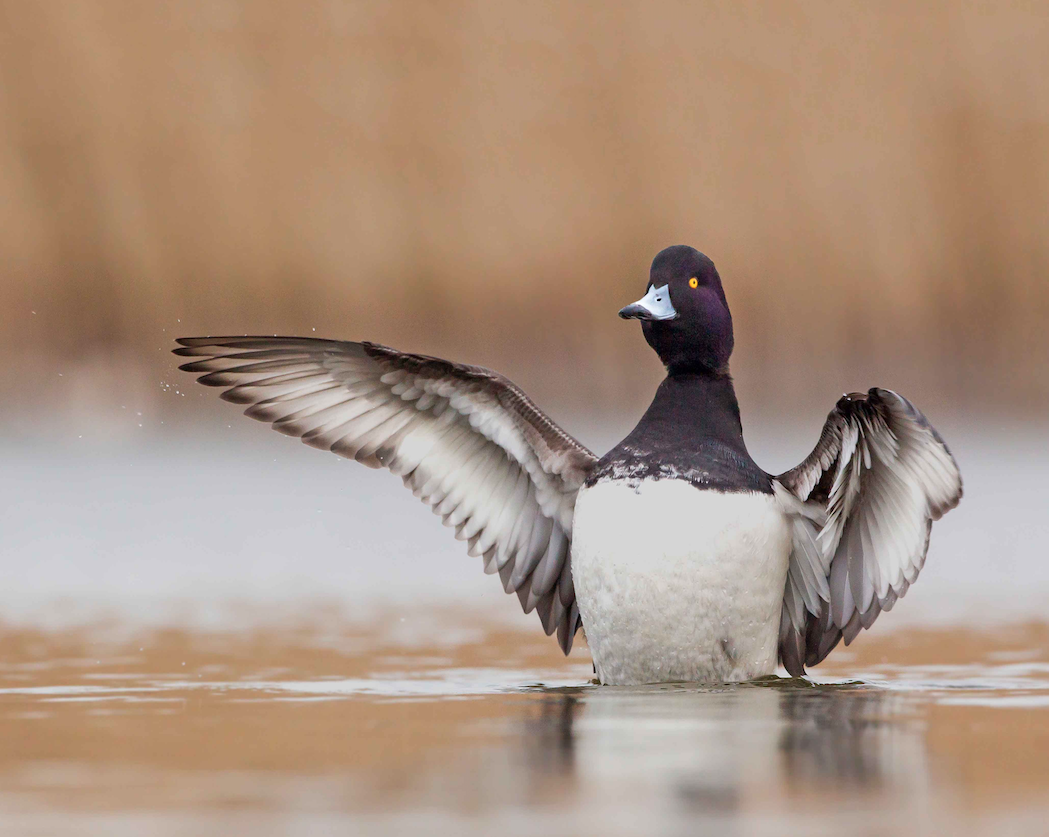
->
<box><xmin>174</xmin><ymin>332</ymin><xmax>591</xmax><ymax>659</ymax></box>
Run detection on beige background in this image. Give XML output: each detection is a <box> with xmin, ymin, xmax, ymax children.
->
<box><xmin>2</xmin><ymin>1</ymin><xmax>1047</xmax><ymax>433</ymax></box>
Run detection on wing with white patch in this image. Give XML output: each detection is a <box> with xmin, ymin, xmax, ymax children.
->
<box><xmin>773</xmin><ymin>389</ymin><xmax>962</xmax><ymax>676</ymax></box>
<box><xmin>174</xmin><ymin>336</ymin><xmax>597</xmax><ymax>653</ymax></box>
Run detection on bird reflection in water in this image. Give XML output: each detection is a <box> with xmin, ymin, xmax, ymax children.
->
<box><xmin>518</xmin><ymin>681</ymin><xmax>926</xmax><ymax>821</ymax></box>
<box><xmin>522</xmin><ymin>692</ymin><xmax>579</xmax><ymax>776</ymax></box>
<box><xmin>778</xmin><ymin>684</ymin><xmax>921</xmax><ymax>788</ymax></box>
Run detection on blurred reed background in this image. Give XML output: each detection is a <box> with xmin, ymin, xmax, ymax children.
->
<box><xmin>3</xmin><ymin>12</ymin><xmax>1049</xmax><ymax>829</ymax></box>
<box><xmin>1</xmin><ymin>0</ymin><xmax>1047</xmax><ymax>435</ymax></box>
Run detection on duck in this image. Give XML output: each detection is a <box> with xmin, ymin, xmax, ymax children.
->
<box><xmin>174</xmin><ymin>245</ymin><xmax>963</xmax><ymax>685</ymax></box>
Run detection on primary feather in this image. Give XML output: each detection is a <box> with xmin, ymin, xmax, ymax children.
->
<box><xmin>175</xmin><ymin>336</ymin><xmax>597</xmax><ymax>653</ymax></box>
<box><xmin>774</xmin><ymin>389</ymin><xmax>963</xmax><ymax>676</ymax></box>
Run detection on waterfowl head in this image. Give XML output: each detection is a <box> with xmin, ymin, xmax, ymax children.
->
<box><xmin>619</xmin><ymin>245</ymin><xmax>734</xmax><ymax>375</ymax></box>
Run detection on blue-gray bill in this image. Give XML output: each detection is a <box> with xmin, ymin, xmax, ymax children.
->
<box><xmin>618</xmin><ymin>284</ymin><xmax>678</xmax><ymax>320</ymax></box>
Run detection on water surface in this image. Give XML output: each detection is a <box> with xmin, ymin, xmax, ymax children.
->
<box><xmin>0</xmin><ymin>620</ymin><xmax>1047</xmax><ymax>836</ymax></box>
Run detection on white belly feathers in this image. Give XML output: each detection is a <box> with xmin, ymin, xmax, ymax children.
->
<box><xmin>571</xmin><ymin>479</ymin><xmax>791</xmax><ymax>685</ymax></box>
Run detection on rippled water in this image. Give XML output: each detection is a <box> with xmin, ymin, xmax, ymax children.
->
<box><xmin>0</xmin><ymin>621</ymin><xmax>1047</xmax><ymax>836</ymax></box>
<box><xmin>2</xmin><ymin>427</ymin><xmax>1048</xmax><ymax>834</ymax></box>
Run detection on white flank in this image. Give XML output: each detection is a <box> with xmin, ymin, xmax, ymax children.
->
<box><xmin>572</xmin><ymin>480</ymin><xmax>791</xmax><ymax>685</ymax></box>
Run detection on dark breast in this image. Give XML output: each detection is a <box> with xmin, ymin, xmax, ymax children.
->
<box><xmin>585</xmin><ymin>438</ymin><xmax>773</xmax><ymax>494</ymax></box>
<box><xmin>591</xmin><ymin>372</ymin><xmax>773</xmax><ymax>494</ymax></box>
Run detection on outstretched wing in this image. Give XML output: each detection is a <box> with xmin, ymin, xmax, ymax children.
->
<box><xmin>174</xmin><ymin>336</ymin><xmax>597</xmax><ymax>653</ymax></box>
<box><xmin>773</xmin><ymin>388</ymin><xmax>962</xmax><ymax>676</ymax></box>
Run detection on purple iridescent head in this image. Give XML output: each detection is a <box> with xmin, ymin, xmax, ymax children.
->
<box><xmin>619</xmin><ymin>245</ymin><xmax>734</xmax><ymax>375</ymax></box>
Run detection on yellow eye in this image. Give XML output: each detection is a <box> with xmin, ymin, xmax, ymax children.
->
<box><xmin>689</xmin><ymin>277</ymin><xmax>698</xmax><ymax>289</ymax></box>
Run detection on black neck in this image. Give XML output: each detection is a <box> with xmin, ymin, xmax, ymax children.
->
<box><xmin>628</xmin><ymin>371</ymin><xmax>746</xmax><ymax>452</ymax></box>
<box><xmin>586</xmin><ymin>368</ymin><xmax>770</xmax><ymax>492</ymax></box>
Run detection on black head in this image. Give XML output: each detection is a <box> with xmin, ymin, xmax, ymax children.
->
<box><xmin>619</xmin><ymin>245</ymin><xmax>734</xmax><ymax>375</ymax></box>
